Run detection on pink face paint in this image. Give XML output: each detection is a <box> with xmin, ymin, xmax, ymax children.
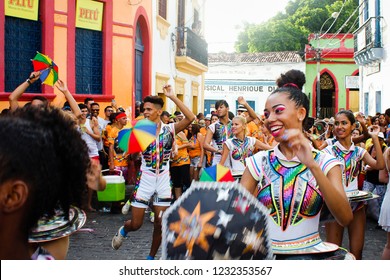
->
<box><xmin>274</xmin><ymin>106</ymin><xmax>286</xmax><ymax>114</ymax></box>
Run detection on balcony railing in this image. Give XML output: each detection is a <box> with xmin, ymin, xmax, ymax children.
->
<box><xmin>353</xmin><ymin>17</ymin><xmax>383</xmax><ymax>65</ymax></box>
<box><xmin>354</xmin><ymin>16</ymin><xmax>383</xmax><ymax>53</ymax></box>
<box><xmin>176</xmin><ymin>27</ymin><xmax>208</xmax><ymax>67</ymax></box>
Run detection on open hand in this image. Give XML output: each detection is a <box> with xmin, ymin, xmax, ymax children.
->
<box><xmin>369</xmin><ymin>125</ymin><xmax>380</xmax><ymax>136</ymax></box>
<box><xmin>355</xmin><ymin>113</ymin><xmax>366</xmax><ymax>125</ymax></box>
<box><xmin>281</xmin><ymin>129</ymin><xmax>315</xmax><ymax>167</ymax></box>
<box><xmin>163</xmin><ymin>84</ymin><xmax>174</xmax><ymax>98</ymax></box>
<box><xmin>55</xmin><ymin>79</ymin><xmax>68</xmax><ymax>93</ymax></box>
<box><xmin>237</xmin><ymin>96</ymin><xmax>246</xmax><ymax>105</ymax></box>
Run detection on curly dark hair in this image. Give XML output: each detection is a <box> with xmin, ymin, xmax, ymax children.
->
<box><xmin>275</xmin><ymin>69</ymin><xmax>306</xmax><ymax>90</ymax></box>
<box><xmin>272</xmin><ymin>69</ymin><xmax>309</xmax><ymax>125</ymax></box>
<box><xmin>0</xmin><ymin>106</ymin><xmax>90</xmax><ymax>234</ymax></box>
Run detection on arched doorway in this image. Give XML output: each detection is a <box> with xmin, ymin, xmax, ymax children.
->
<box><xmin>319</xmin><ymin>72</ymin><xmax>335</xmax><ymax>118</ymax></box>
<box><xmin>134</xmin><ymin>22</ymin><xmax>144</xmax><ymax>103</ymax></box>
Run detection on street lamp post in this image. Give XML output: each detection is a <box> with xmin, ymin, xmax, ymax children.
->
<box><xmin>316</xmin><ymin>48</ymin><xmax>321</xmax><ymax>119</ymax></box>
<box><xmin>315</xmin><ymin>12</ymin><xmax>339</xmax><ymax>119</ymax></box>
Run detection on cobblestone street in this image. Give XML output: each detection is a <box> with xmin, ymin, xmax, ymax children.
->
<box><xmin>67</xmin><ymin>186</ymin><xmax>387</xmax><ymax>260</ymax></box>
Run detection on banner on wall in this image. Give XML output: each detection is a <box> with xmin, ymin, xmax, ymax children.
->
<box><xmin>345</xmin><ymin>76</ymin><xmax>359</xmax><ymax>89</ymax></box>
<box><xmin>76</xmin><ymin>0</ymin><xmax>104</xmax><ymax>31</ymax></box>
<box><xmin>5</xmin><ymin>0</ymin><xmax>40</xmax><ymax>21</ymax></box>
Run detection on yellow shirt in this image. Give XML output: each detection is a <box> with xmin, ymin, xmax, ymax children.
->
<box><xmin>246</xmin><ymin>121</ymin><xmax>259</xmax><ymax>138</ymax></box>
<box><xmin>171</xmin><ymin>133</ymin><xmax>190</xmax><ymax>167</ymax></box>
<box><xmin>104</xmin><ymin>126</ymin><xmax>128</xmax><ymax>167</ymax></box>
<box><xmin>188</xmin><ymin>134</ymin><xmax>202</xmax><ymax>158</ymax></box>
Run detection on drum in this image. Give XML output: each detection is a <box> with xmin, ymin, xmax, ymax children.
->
<box><xmin>320</xmin><ymin>190</ymin><xmax>379</xmax><ymax>223</ymax></box>
<box><xmin>347</xmin><ymin>190</ymin><xmax>379</xmax><ymax>203</ymax></box>
<box><xmin>275</xmin><ymin>247</ymin><xmax>355</xmax><ymax>260</ymax></box>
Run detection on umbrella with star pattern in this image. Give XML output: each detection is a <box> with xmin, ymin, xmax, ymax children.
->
<box><xmin>161</xmin><ymin>181</ymin><xmax>273</xmax><ymax>260</ymax></box>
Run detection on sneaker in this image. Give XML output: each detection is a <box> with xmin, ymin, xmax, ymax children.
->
<box><xmin>149</xmin><ymin>212</ymin><xmax>155</xmax><ymax>223</ymax></box>
<box><xmin>112</xmin><ymin>226</ymin><xmax>126</xmax><ymax>250</ymax></box>
<box><xmin>121</xmin><ymin>201</ymin><xmax>131</xmax><ymax>215</ymax></box>
<box><xmin>99</xmin><ymin>207</ymin><xmax>111</xmax><ymax>213</ymax></box>
<box><xmin>146</xmin><ymin>255</ymin><xmax>155</xmax><ymax>260</ymax></box>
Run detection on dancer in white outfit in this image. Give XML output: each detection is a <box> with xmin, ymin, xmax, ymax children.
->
<box><xmin>379</xmin><ymin>148</ymin><xmax>390</xmax><ymax>259</ymax></box>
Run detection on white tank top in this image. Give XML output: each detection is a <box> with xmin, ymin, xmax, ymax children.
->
<box><xmin>80</xmin><ymin>119</ymin><xmax>99</xmax><ymax>158</ymax></box>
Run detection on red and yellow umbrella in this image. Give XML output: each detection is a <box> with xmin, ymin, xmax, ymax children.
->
<box><xmin>31</xmin><ymin>52</ymin><xmax>59</xmax><ymax>86</ymax></box>
<box><xmin>199</xmin><ymin>164</ymin><xmax>235</xmax><ymax>182</ymax></box>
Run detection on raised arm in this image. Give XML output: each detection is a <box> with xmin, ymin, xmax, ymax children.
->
<box><xmin>352</xmin><ymin>113</ymin><xmax>369</xmax><ymax>144</ymax></box>
<box><xmin>363</xmin><ymin>126</ymin><xmax>385</xmax><ymax>170</ymax></box>
<box><xmin>163</xmin><ymin>85</ymin><xmax>195</xmax><ymax>133</ymax></box>
<box><xmin>55</xmin><ymin>79</ymin><xmax>81</xmax><ymax>119</ymax></box>
<box><xmin>9</xmin><ymin>71</ymin><xmax>41</xmax><ymax>111</ymax></box>
<box><xmin>237</xmin><ymin>96</ymin><xmax>257</xmax><ymax>123</ymax></box>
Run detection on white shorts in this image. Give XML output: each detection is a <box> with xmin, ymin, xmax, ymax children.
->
<box><xmin>190</xmin><ymin>156</ymin><xmax>201</xmax><ymax>167</ymax></box>
<box><xmin>212</xmin><ymin>153</ymin><xmax>222</xmax><ymax>166</ymax></box>
<box><xmin>131</xmin><ymin>169</ymin><xmax>172</xmax><ymax>208</ymax></box>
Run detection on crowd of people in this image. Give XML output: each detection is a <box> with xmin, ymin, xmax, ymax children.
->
<box><xmin>1</xmin><ymin>69</ymin><xmax>389</xmax><ymax>261</ymax></box>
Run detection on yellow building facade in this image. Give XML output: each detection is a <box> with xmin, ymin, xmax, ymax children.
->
<box><xmin>0</xmin><ymin>0</ymin><xmax>153</xmax><ymax>119</ymax></box>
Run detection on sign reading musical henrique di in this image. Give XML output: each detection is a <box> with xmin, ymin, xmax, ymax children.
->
<box><xmin>205</xmin><ymin>80</ymin><xmax>277</xmax><ymax>95</ymax></box>
<box><xmin>204</xmin><ymin>80</ymin><xmax>277</xmax><ymax>114</ymax></box>
<box><xmin>5</xmin><ymin>0</ymin><xmax>40</xmax><ymax>21</ymax></box>
<box><xmin>76</xmin><ymin>0</ymin><xmax>104</xmax><ymax>31</ymax></box>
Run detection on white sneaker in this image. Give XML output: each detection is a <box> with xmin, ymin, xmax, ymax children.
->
<box><xmin>112</xmin><ymin>226</ymin><xmax>126</xmax><ymax>250</ymax></box>
<box><xmin>121</xmin><ymin>201</ymin><xmax>131</xmax><ymax>215</ymax></box>
<box><xmin>149</xmin><ymin>212</ymin><xmax>155</xmax><ymax>223</ymax></box>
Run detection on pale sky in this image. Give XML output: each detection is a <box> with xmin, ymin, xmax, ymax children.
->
<box><xmin>204</xmin><ymin>0</ymin><xmax>291</xmax><ymax>53</ymax></box>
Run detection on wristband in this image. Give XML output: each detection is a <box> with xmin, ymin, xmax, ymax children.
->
<box><xmin>26</xmin><ymin>79</ymin><xmax>32</xmax><ymax>85</ymax></box>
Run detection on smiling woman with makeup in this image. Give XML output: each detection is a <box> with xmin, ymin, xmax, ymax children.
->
<box><xmin>240</xmin><ymin>70</ymin><xmax>353</xmax><ymax>259</ymax></box>
<box><xmin>220</xmin><ymin>115</ymin><xmax>271</xmax><ymax>175</ymax></box>
<box><xmin>323</xmin><ymin>110</ymin><xmax>385</xmax><ymax>260</ymax></box>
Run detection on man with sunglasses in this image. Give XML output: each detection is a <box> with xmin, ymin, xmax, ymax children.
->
<box><xmin>90</xmin><ymin>102</ymin><xmax>107</xmax><ymax>174</ymax></box>
<box><xmin>103</xmin><ymin>106</ymin><xmax>114</xmax><ymax>127</ymax></box>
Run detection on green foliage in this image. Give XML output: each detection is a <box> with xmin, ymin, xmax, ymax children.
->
<box><xmin>234</xmin><ymin>0</ymin><xmax>359</xmax><ymax>53</ymax></box>
<box><xmin>245</xmin><ymin>20</ymin><xmax>307</xmax><ymax>52</ymax></box>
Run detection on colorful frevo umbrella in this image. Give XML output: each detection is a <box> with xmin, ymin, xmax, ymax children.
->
<box><xmin>117</xmin><ymin>128</ymin><xmax>131</xmax><ymax>152</ymax></box>
<box><xmin>161</xmin><ymin>181</ymin><xmax>273</xmax><ymax>260</ymax></box>
<box><xmin>199</xmin><ymin>164</ymin><xmax>235</xmax><ymax>182</ymax></box>
<box><xmin>31</xmin><ymin>52</ymin><xmax>59</xmax><ymax>86</ymax></box>
<box><xmin>117</xmin><ymin>119</ymin><xmax>157</xmax><ymax>154</ymax></box>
